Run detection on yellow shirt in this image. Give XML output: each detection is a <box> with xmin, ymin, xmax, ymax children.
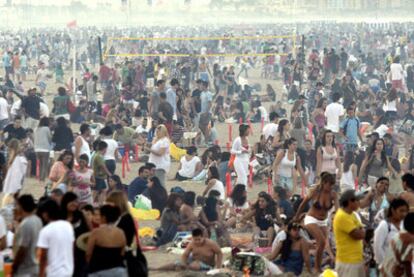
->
<box><xmin>333</xmin><ymin>208</ymin><xmax>363</xmax><ymax>264</ymax></box>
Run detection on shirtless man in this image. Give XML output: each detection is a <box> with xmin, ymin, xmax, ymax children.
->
<box><xmin>153</xmin><ymin>228</ymin><xmax>223</xmax><ymax>271</ymax></box>
<box><xmin>398</xmin><ymin>173</ymin><xmax>414</xmax><ymax>211</ymax></box>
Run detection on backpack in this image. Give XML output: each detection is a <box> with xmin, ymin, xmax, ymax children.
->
<box><xmin>343</xmin><ymin>117</ymin><xmax>360</xmax><ymax>137</ymax></box>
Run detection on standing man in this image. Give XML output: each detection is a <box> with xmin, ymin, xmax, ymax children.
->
<box><xmin>340</xmin><ymin>106</ymin><xmax>363</xmax><ymax>153</ymax></box>
<box><xmin>333</xmin><ymin>190</ymin><xmax>366</xmax><ymax>277</ymax></box>
<box><xmin>21</xmin><ymin>88</ymin><xmax>41</xmax><ymax>130</ymax></box>
<box><xmin>166</xmin><ymin>78</ymin><xmax>179</xmax><ymax>119</ymax></box>
<box><xmin>35</xmin><ymin>62</ymin><xmax>49</xmax><ymax>95</ymax></box>
<box><xmin>199</xmin><ymin>81</ymin><xmax>213</xmax><ymax>143</ymax></box>
<box><xmin>150</xmin><ymin>79</ymin><xmax>165</xmax><ymax>119</ymax></box>
<box><xmin>12</xmin><ymin>195</ymin><xmax>43</xmax><ymax>276</ymax></box>
<box><xmin>37</xmin><ymin>199</ymin><xmax>75</xmax><ymax>277</ymax></box>
<box><xmin>158</xmin><ymin>92</ymin><xmax>174</xmax><ymax>135</ymax></box>
<box><xmin>325</xmin><ymin>93</ymin><xmax>344</xmax><ymax>136</ymax></box>
<box><xmin>86</xmin><ymin>75</ymin><xmax>98</xmax><ymax>113</ymax></box>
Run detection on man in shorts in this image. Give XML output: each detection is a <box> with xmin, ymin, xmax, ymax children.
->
<box><xmin>153</xmin><ymin>228</ymin><xmax>223</xmax><ymax>271</ymax></box>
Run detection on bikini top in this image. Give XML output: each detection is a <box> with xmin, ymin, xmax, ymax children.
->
<box><xmin>312</xmin><ymin>189</ymin><xmax>334</xmax><ymax>211</ymax></box>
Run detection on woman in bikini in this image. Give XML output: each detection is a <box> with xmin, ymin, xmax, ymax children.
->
<box><xmin>295</xmin><ymin>172</ymin><xmax>338</xmax><ymax>273</ymax></box>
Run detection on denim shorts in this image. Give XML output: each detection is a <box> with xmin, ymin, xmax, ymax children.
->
<box><xmin>94</xmin><ymin>177</ymin><xmax>107</xmax><ymax>191</ymax></box>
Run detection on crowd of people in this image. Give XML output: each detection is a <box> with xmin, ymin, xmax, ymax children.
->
<box><xmin>0</xmin><ymin>22</ymin><xmax>414</xmax><ymax>276</ymax></box>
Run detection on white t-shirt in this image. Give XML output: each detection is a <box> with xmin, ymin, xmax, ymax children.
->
<box><xmin>325</xmin><ymin>102</ymin><xmax>344</xmax><ymax>133</ymax></box>
<box><xmin>148</xmin><ymin>137</ymin><xmax>171</xmax><ymax>172</ymax></box>
<box><xmin>178</xmin><ymin>156</ymin><xmax>201</xmax><ymax>178</ymax></box>
<box><xmin>375</xmin><ymin>124</ymin><xmax>389</xmax><ymax>138</ymax></box>
<box><xmin>263</xmin><ymin>123</ymin><xmax>278</xmax><ymax>140</ymax></box>
<box><xmin>0</xmin><ymin>97</ymin><xmax>8</xmax><ymax>120</ymax></box>
<box><xmin>135</xmin><ymin>125</ymin><xmax>150</xmax><ymax>134</ymax></box>
<box><xmin>206</xmin><ymin>180</ymin><xmax>225</xmax><ymax>200</ymax></box>
<box><xmin>103</xmin><ymin>138</ymin><xmax>118</xmax><ymax>161</ymax></box>
<box><xmin>37</xmin><ymin>220</ymin><xmax>74</xmax><ymax>277</ymax></box>
<box><xmin>390</xmin><ymin>63</ymin><xmax>404</xmax><ymax>81</ymax></box>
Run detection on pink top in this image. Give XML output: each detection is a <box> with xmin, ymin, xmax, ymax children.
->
<box><xmin>49</xmin><ymin>161</ymin><xmax>68</xmax><ymax>187</ymax></box>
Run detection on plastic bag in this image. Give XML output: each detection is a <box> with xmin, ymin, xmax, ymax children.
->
<box><xmin>134</xmin><ymin>195</ymin><xmax>152</xmax><ymax>210</ymax></box>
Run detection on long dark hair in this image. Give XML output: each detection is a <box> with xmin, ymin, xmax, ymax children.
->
<box><xmin>321</xmin><ymin>129</ymin><xmax>336</xmax><ymax>147</ymax></box>
<box><xmin>230</xmin><ymin>184</ymin><xmax>247</xmax><ymax>207</ymax></box>
<box><xmin>280</xmin><ymin>222</ymin><xmax>301</xmax><ymax>261</ymax></box>
<box><xmin>277</xmin><ymin>119</ymin><xmax>289</xmax><ymax>137</ymax></box>
<box><xmin>386</xmin><ymin>198</ymin><xmax>408</xmax><ymax>219</ymax></box>
<box><xmin>253</xmin><ymin>192</ymin><xmax>276</xmax><ymax>217</ymax></box>
<box><xmin>367</xmin><ymin>138</ymin><xmax>387</xmax><ymax>167</ymax></box>
<box><xmin>207</xmin><ymin>166</ymin><xmax>220</xmax><ymax>183</ymax></box>
<box><xmin>148</xmin><ymin>176</ymin><xmax>168</xmax><ymax>211</ymax></box>
<box><xmin>57</xmin><ymin>150</ymin><xmax>74</xmax><ymax>170</ymax></box>
<box><xmin>165</xmin><ymin>193</ymin><xmax>182</xmax><ymax>212</ymax></box>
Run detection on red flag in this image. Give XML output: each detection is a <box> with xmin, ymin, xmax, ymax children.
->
<box><xmin>66</xmin><ymin>20</ymin><xmax>77</xmax><ymax>29</ymax></box>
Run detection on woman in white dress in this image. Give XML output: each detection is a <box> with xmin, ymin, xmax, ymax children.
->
<box><xmin>148</xmin><ymin>124</ymin><xmax>170</xmax><ymax>187</ymax></box>
<box><xmin>231</xmin><ymin>124</ymin><xmax>251</xmax><ymax>187</ymax></box>
<box><xmin>2</xmin><ymin>139</ymin><xmax>28</xmax><ymax>207</ymax></box>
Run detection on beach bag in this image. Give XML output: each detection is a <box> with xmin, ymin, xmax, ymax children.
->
<box><xmin>134</xmin><ymin>195</ymin><xmax>152</xmax><ymax>210</ymax></box>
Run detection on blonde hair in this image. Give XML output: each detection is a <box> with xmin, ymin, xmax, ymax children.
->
<box><xmin>7</xmin><ymin>139</ymin><xmax>21</xmax><ymax>168</ymax></box>
<box><xmin>106</xmin><ymin>190</ymin><xmax>129</xmax><ymax>215</ymax></box>
<box><xmin>153</xmin><ymin>124</ymin><xmax>169</xmax><ymax>144</ymax></box>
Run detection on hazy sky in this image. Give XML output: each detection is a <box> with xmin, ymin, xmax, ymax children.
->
<box><xmin>9</xmin><ymin>0</ymin><xmax>114</xmax><ymax>7</ymax></box>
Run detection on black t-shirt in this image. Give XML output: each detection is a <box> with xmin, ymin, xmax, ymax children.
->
<box><xmin>4</xmin><ymin>124</ymin><xmax>26</xmax><ymax>142</ymax></box>
<box><xmin>158</xmin><ymin>101</ymin><xmax>174</xmax><ymax>123</ymax></box>
<box><xmin>52</xmin><ymin>125</ymin><xmax>74</xmax><ymax>151</ymax></box>
<box><xmin>22</xmin><ymin>95</ymin><xmax>40</xmax><ymax>119</ymax></box>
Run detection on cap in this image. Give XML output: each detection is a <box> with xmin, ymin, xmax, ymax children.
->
<box><xmin>339</xmin><ymin>189</ymin><xmax>365</xmax><ymax>207</ymax></box>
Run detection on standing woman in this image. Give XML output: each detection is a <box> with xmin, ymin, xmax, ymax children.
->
<box><xmin>34</xmin><ymin>117</ymin><xmax>52</xmax><ymax>185</ymax></box>
<box><xmin>148</xmin><ymin>124</ymin><xmax>170</xmax><ymax>187</ymax></box>
<box><xmin>231</xmin><ymin>124</ymin><xmax>250</xmax><ymax>187</ymax></box>
<box><xmin>295</xmin><ymin>172</ymin><xmax>338</xmax><ymax>273</ymax></box>
<box><xmin>70</xmin><ymin>154</ymin><xmax>94</xmax><ymax>205</ymax></box>
<box><xmin>359</xmin><ymin>138</ymin><xmax>394</xmax><ymax>187</ymax></box>
<box><xmin>316</xmin><ymin>130</ymin><xmax>342</xmax><ymax>183</ymax></box>
<box><xmin>86</xmin><ymin>205</ymin><xmax>127</xmax><ymax>277</ymax></box>
<box><xmin>2</xmin><ymin>139</ymin><xmax>27</xmax><ymax>206</ymax></box>
<box><xmin>311</xmin><ymin>97</ymin><xmax>327</xmax><ymax>137</ymax></box>
<box><xmin>106</xmin><ymin>191</ymin><xmax>147</xmax><ymax>277</ymax></box>
<box><xmin>272</xmin><ymin>119</ymin><xmax>291</xmax><ymax>149</ymax></box>
<box><xmin>273</xmin><ymin>138</ymin><xmax>307</xmax><ymax>195</ymax></box>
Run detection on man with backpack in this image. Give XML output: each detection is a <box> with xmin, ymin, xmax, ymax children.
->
<box><xmin>340</xmin><ymin>106</ymin><xmax>363</xmax><ymax>152</ymax></box>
